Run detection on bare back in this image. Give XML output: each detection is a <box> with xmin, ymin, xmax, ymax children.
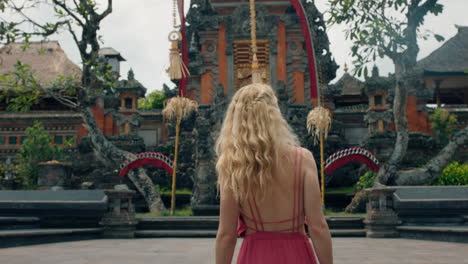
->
<box><xmin>239</xmin><ymin>146</ymin><xmax>307</xmax><ymax>235</ymax></box>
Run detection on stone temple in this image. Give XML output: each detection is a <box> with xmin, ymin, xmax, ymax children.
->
<box><xmin>0</xmin><ymin>1</ymin><xmax>467</xmax><ymax>212</ymax></box>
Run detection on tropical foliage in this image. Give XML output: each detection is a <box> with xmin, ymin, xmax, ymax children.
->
<box><xmin>354</xmin><ymin>171</ymin><xmax>378</xmax><ymax>191</ymax></box>
<box><xmin>431</xmin><ymin>161</ymin><xmax>468</xmax><ymax>186</ymax></box>
<box><xmin>16</xmin><ymin>121</ymin><xmax>75</xmax><ymax>188</ymax></box>
<box><xmin>138</xmin><ymin>90</ymin><xmax>166</xmax><ymax>110</ymax></box>
<box><xmin>429</xmin><ymin>108</ymin><xmax>458</xmax><ymax>146</ymax></box>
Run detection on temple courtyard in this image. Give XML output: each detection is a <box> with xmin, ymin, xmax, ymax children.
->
<box><xmin>0</xmin><ymin>238</ymin><xmax>466</xmax><ymax>264</ymax></box>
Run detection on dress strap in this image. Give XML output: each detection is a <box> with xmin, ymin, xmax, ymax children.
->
<box><xmin>251</xmin><ymin>199</ymin><xmax>264</xmax><ymax>231</ymax></box>
<box><xmin>241</xmin><ymin>210</ymin><xmax>303</xmax><ymax>224</ymax></box>
<box><xmin>292</xmin><ymin>148</ymin><xmax>299</xmax><ymax>232</ymax></box>
<box><xmin>295</xmin><ymin>149</ymin><xmax>304</xmax><ymax>232</ymax></box>
<box><xmin>247</xmin><ymin>200</ymin><xmax>259</xmax><ymax>231</ymax></box>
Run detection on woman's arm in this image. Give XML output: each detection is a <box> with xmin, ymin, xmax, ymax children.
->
<box><xmin>302</xmin><ymin>148</ymin><xmax>333</xmax><ymax>264</ymax></box>
<box><xmin>216</xmin><ymin>185</ymin><xmax>239</xmax><ymax>264</ymax></box>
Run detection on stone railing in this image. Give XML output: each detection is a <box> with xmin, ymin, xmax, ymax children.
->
<box><xmin>364</xmin><ymin>185</ymin><xmax>468</xmax><ymax>240</ymax></box>
<box><xmin>364</xmin><ymin>187</ymin><xmax>400</xmax><ymax>238</ymax></box>
<box><xmin>100</xmin><ymin>185</ymin><xmax>138</xmax><ymax>238</ymax></box>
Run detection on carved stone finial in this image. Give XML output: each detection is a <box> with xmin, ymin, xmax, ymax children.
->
<box><xmin>344</xmin><ymin>63</ymin><xmax>349</xmax><ymax>74</ymax></box>
<box><xmin>372</xmin><ymin>65</ymin><xmax>379</xmax><ymax>77</ymax></box>
<box><xmin>128</xmin><ymin>69</ymin><xmax>135</xmax><ymax>80</ymax></box>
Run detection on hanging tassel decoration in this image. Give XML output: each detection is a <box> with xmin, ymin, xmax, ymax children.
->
<box><xmin>167</xmin><ymin>0</ymin><xmax>189</xmax><ymax>80</ymax></box>
<box><xmin>167</xmin><ymin>30</ymin><xmax>190</xmax><ymax>80</ymax></box>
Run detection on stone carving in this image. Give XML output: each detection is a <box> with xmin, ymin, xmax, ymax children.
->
<box><xmin>186</xmin><ymin>0</ymin><xmax>218</xmax><ymax>32</ymax></box>
<box><xmin>230</xmin><ymin>4</ymin><xmax>278</xmax><ymax>37</ymax></box>
<box><xmin>302</xmin><ymin>0</ymin><xmax>338</xmax><ymax>84</ymax></box>
<box><xmin>37</xmin><ymin>161</ymin><xmax>72</xmax><ymax>190</ymax></box>
<box><xmin>191</xmin><ymin>82</ymin><xmax>228</xmax><ymax>209</ymax></box>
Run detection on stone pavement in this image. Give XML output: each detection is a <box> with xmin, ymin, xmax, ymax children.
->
<box><xmin>0</xmin><ymin>238</ymin><xmax>466</xmax><ymax>264</ymax></box>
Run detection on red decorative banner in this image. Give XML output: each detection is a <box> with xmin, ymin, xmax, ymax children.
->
<box><xmin>178</xmin><ymin>0</ymin><xmax>188</xmax><ymax>97</ymax></box>
<box><xmin>289</xmin><ymin>0</ymin><xmax>319</xmax><ymax>103</ymax></box>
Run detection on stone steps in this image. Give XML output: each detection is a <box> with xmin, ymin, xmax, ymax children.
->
<box><xmin>136</xmin><ymin>216</ymin><xmax>366</xmax><ymax>238</ymax></box>
<box><xmin>134</xmin><ymin>229</ymin><xmax>366</xmax><ymax>238</ymax></box>
<box><xmin>463</xmin><ymin>215</ymin><xmax>468</xmax><ymax>224</ymax></box>
<box><xmin>331</xmin><ymin>229</ymin><xmax>366</xmax><ymax>237</ymax></box>
<box><xmin>137</xmin><ymin>216</ymin><xmax>219</xmax><ymax>230</ymax></box>
<box><xmin>137</xmin><ymin>216</ymin><xmax>365</xmax><ymax>230</ymax></box>
<box><xmin>397</xmin><ymin>225</ymin><xmax>468</xmax><ymax>243</ymax></box>
<box><xmin>0</xmin><ymin>217</ymin><xmax>40</xmax><ymax>230</ymax></box>
<box><xmin>136</xmin><ymin>229</ymin><xmax>218</xmax><ymax>238</ymax></box>
<box><xmin>0</xmin><ymin>228</ymin><xmax>103</xmax><ymax>248</ymax></box>
<box><xmin>326</xmin><ymin>216</ymin><xmax>365</xmax><ymax>229</ymax></box>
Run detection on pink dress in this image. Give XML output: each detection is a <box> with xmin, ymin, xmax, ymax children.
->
<box><xmin>236</xmin><ymin>149</ymin><xmax>319</xmax><ymax>264</ymax></box>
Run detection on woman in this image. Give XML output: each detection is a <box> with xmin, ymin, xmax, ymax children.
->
<box><xmin>215</xmin><ymin>83</ymin><xmax>333</xmax><ymax>264</ymax></box>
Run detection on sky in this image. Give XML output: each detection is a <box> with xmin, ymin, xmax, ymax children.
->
<box><xmin>6</xmin><ymin>0</ymin><xmax>468</xmax><ymax>93</ymax></box>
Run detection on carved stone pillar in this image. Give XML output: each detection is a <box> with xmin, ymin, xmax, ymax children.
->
<box><xmin>364</xmin><ymin>187</ymin><xmax>400</xmax><ymax>238</ymax></box>
<box><xmin>37</xmin><ymin>161</ymin><xmax>72</xmax><ymax>190</ymax></box>
<box><xmin>100</xmin><ymin>185</ymin><xmax>138</xmax><ymax>238</ymax></box>
<box><xmin>191</xmin><ymin>106</ymin><xmax>219</xmax><ymax>215</ymax></box>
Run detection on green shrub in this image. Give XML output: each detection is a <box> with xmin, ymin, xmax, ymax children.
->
<box><xmin>429</xmin><ymin>108</ymin><xmax>458</xmax><ymax>146</ymax></box>
<box><xmin>154</xmin><ymin>184</ymin><xmax>192</xmax><ymax>195</ymax></box>
<box><xmin>16</xmin><ymin>121</ymin><xmax>74</xmax><ymax>189</ymax></box>
<box><xmin>354</xmin><ymin>171</ymin><xmax>378</xmax><ymax>191</ymax></box>
<box><xmin>431</xmin><ymin>161</ymin><xmax>468</xmax><ymax>186</ymax></box>
<box><xmin>0</xmin><ymin>163</ymin><xmax>4</xmax><ymax>179</ymax></box>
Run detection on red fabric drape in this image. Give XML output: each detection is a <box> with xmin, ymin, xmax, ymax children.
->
<box><xmin>289</xmin><ymin>0</ymin><xmax>319</xmax><ymax>103</ymax></box>
<box><xmin>177</xmin><ymin>0</ymin><xmax>188</xmax><ymax>97</ymax></box>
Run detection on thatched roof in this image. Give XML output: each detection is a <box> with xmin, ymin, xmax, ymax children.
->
<box><xmin>0</xmin><ymin>41</ymin><xmax>81</xmax><ymax>88</ymax></box>
<box><xmin>417</xmin><ymin>25</ymin><xmax>468</xmax><ymax>74</ymax></box>
<box><xmin>330</xmin><ymin>72</ymin><xmax>364</xmax><ymax>96</ymax></box>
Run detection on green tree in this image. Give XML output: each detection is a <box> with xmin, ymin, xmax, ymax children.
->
<box><xmin>16</xmin><ymin>121</ymin><xmax>74</xmax><ymax>189</ymax></box>
<box><xmin>138</xmin><ymin>90</ymin><xmax>166</xmax><ymax>110</ymax></box>
<box><xmin>429</xmin><ymin>108</ymin><xmax>458</xmax><ymax>146</ymax></box>
<box><xmin>1</xmin><ymin>0</ymin><xmax>166</xmax><ymax>212</ymax></box>
<box><xmin>327</xmin><ymin>0</ymin><xmax>449</xmax><ymax>186</ymax></box>
<box><xmin>0</xmin><ymin>61</ymin><xmax>41</xmax><ymax>112</ymax></box>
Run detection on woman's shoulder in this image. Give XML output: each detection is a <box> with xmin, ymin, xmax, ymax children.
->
<box><xmin>292</xmin><ymin>146</ymin><xmax>315</xmax><ymax>160</ymax></box>
<box><xmin>293</xmin><ymin>147</ymin><xmax>316</xmax><ymax>170</ymax></box>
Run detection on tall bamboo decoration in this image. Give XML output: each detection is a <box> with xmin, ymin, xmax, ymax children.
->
<box><xmin>250</xmin><ymin>0</ymin><xmax>262</xmax><ymax>84</ymax></box>
<box><xmin>163</xmin><ymin>97</ymin><xmax>198</xmax><ymax>215</ymax></box>
<box><xmin>307</xmin><ymin>106</ymin><xmax>331</xmax><ymax>206</ymax></box>
<box><xmin>163</xmin><ymin>0</ymin><xmax>197</xmax><ymax>216</ymax></box>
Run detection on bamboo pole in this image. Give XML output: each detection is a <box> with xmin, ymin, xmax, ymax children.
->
<box><xmin>320</xmin><ymin>133</ymin><xmax>325</xmax><ymax>206</ymax></box>
<box><xmin>170</xmin><ymin>118</ymin><xmax>181</xmax><ymax>216</ymax></box>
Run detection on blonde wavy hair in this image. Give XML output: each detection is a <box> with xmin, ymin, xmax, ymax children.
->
<box><xmin>215</xmin><ymin>83</ymin><xmax>299</xmax><ymax>202</ymax></box>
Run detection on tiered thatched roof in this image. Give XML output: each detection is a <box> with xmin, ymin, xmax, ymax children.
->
<box><xmin>418</xmin><ymin>25</ymin><xmax>468</xmax><ymax>74</ymax></box>
<box><xmin>330</xmin><ymin>72</ymin><xmax>364</xmax><ymax>96</ymax></box>
<box><xmin>0</xmin><ymin>41</ymin><xmax>81</xmax><ymax>88</ymax></box>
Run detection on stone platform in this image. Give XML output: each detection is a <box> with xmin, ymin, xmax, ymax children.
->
<box><xmin>135</xmin><ymin>215</ymin><xmax>366</xmax><ymax>238</ymax></box>
<box><xmin>0</xmin><ymin>238</ymin><xmax>466</xmax><ymax>264</ymax></box>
